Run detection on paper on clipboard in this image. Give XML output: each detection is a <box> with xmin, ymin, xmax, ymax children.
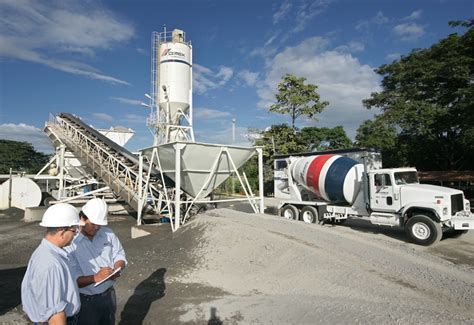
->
<box><xmin>94</xmin><ymin>267</ymin><xmax>122</xmax><ymax>287</ymax></box>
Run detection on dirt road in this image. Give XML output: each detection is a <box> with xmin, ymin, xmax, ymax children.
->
<box><xmin>0</xmin><ymin>203</ymin><xmax>473</xmax><ymax>324</ymax></box>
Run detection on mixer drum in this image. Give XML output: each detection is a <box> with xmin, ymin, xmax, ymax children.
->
<box><xmin>291</xmin><ymin>154</ymin><xmax>363</xmax><ymax>204</ymax></box>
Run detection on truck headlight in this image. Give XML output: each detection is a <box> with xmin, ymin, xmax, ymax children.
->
<box><xmin>443</xmin><ymin>207</ymin><xmax>448</xmax><ymax>216</ymax></box>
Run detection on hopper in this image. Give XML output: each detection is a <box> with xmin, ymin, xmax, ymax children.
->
<box><xmin>141</xmin><ymin>142</ymin><xmax>257</xmax><ymax>198</ymax></box>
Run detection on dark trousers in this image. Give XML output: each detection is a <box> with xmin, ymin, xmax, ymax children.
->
<box><xmin>78</xmin><ymin>287</ymin><xmax>116</xmax><ymax>325</ymax></box>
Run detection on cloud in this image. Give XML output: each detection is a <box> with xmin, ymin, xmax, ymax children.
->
<box><xmin>194</xmin><ymin>108</ymin><xmax>231</xmax><ymax>119</ymax></box>
<box><xmin>373</xmin><ymin>11</ymin><xmax>389</xmax><ymax>24</ymax></box>
<box><xmin>335</xmin><ymin>41</ymin><xmax>365</xmax><ymax>53</ymax></box>
<box><xmin>0</xmin><ymin>123</ymin><xmax>53</xmax><ymax>153</ymax></box>
<box><xmin>111</xmin><ymin>97</ymin><xmax>143</xmax><ymax>106</ymax></box>
<box><xmin>0</xmin><ymin>0</ymin><xmax>133</xmax><ymax>84</ymax></box>
<box><xmin>238</xmin><ymin>70</ymin><xmax>259</xmax><ymax>86</ymax></box>
<box><xmin>402</xmin><ymin>10</ymin><xmax>422</xmax><ymax>21</ymax></box>
<box><xmin>122</xmin><ymin>114</ymin><xmax>145</xmax><ymax>124</ymax></box>
<box><xmin>92</xmin><ymin>113</ymin><xmax>114</xmax><ymax>122</ymax></box>
<box><xmin>385</xmin><ymin>52</ymin><xmax>401</xmax><ymax>62</ymax></box>
<box><xmin>193</xmin><ymin>64</ymin><xmax>234</xmax><ymax>94</ymax></box>
<box><xmin>292</xmin><ymin>0</ymin><xmax>333</xmax><ymax>33</ymax></box>
<box><xmin>216</xmin><ymin>66</ymin><xmax>234</xmax><ymax>85</ymax></box>
<box><xmin>273</xmin><ymin>1</ymin><xmax>292</xmax><ymax>25</ymax></box>
<box><xmin>355</xmin><ymin>11</ymin><xmax>389</xmax><ymax>31</ymax></box>
<box><xmin>256</xmin><ymin>36</ymin><xmax>381</xmax><ymax>139</ymax></box>
<box><xmin>136</xmin><ymin>48</ymin><xmax>148</xmax><ymax>56</ymax></box>
<box><xmin>393</xmin><ymin>23</ymin><xmax>425</xmax><ymax>41</ymax></box>
<box><xmin>270</xmin><ymin>0</ymin><xmax>333</xmax><ymax>39</ymax></box>
<box><xmin>194</xmin><ymin>125</ymin><xmax>249</xmax><ymax>146</ymax></box>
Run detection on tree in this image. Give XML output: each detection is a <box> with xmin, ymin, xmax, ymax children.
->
<box><xmin>0</xmin><ymin>140</ymin><xmax>50</xmax><ymax>174</ymax></box>
<box><xmin>355</xmin><ymin>118</ymin><xmax>405</xmax><ymax>167</ymax></box>
<box><xmin>300</xmin><ymin>126</ymin><xmax>353</xmax><ymax>151</ymax></box>
<box><xmin>363</xmin><ymin>21</ymin><xmax>474</xmax><ymax>170</ymax></box>
<box><xmin>270</xmin><ymin>74</ymin><xmax>329</xmax><ymax>129</ymax></box>
<box><xmin>253</xmin><ymin>124</ymin><xmax>306</xmax><ymax>157</ymax></box>
<box><xmin>246</xmin><ymin>124</ymin><xmax>307</xmax><ymax>195</ymax></box>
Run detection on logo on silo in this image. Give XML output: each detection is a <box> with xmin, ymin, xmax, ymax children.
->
<box><xmin>162</xmin><ymin>48</ymin><xmax>185</xmax><ymax>57</ymax></box>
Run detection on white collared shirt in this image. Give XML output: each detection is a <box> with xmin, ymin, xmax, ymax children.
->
<box><xmin>21</xmin><ymin>239</ymin><xmax>81</xmax><ymax>322</ymax></box>
<box><xmin>66</xmin><ymin>227</ymin><xmax>127</xmax><ymax>295</ymax></box>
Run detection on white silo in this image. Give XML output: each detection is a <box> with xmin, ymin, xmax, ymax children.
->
<box><xmin>150</xmin><ymin>28</ymin><xmax>194</xmax><ymax>145</ymax></box>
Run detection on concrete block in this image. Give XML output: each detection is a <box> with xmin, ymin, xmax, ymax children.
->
<box><xmin>131</xmin><ymin>223</ymin><xmax>169</xmax><ymax>239</ymax></box>
<box><xmin>131</xmin><ymin>226</ymin><xmax>151</xmax><ymax>239</ymax></box>
<box><xmin>24</xmin><ymin>206</ymin><xmax>47</xmax><ymax>222</ymax></box>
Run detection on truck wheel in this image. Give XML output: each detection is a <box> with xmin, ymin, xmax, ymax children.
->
<box><xmin>301</xmin><ymin>206</ymin><xmax>318</xmax><ymax>223</ymax></box>
<box><xmin>405</xmin><ymin>215</ymin><xmax>442</xmax><ymax>246</ymax></box>
<box><xmin>281</xmin><ymin>205</ymin><xmax>299</xmax><ymax>220</ymax></box>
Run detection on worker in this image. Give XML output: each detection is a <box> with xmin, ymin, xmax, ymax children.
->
<box><xmin>66</xmin><ymin>198</ymin><xmax>127</xmax><ymax>325</ymax></box>
<box><xmin>21</xmin><ymin>203</ymin><xmax>84</xmax><ymax>324</ymax></box>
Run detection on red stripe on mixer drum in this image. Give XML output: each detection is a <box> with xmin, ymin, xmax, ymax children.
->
<box><xmin>306</xmin><ymin>154</ymin><xmax>334</xmax><ymax>198</ymax></box>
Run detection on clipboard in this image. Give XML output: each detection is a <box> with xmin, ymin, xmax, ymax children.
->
<box><xmin>94</xmin><ymin>267</ymin><xmax>122</xmax><ymax>287</ymax></box>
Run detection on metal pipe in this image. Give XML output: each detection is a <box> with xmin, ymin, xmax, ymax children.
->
<box><xmin>257</xmin><ymin>147</ymin><xmax>264</xmax><ymax>213</ymax></box>
<box><xmin>8</xmin><ymin>168</ymin><xmax>12</xmax><ymax>208</ymax></box>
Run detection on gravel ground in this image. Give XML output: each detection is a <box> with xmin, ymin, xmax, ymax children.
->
<box><xmin>0</xmin><ymin>201</ymin><xmax>473</xmax><ymax>324</ymax></box>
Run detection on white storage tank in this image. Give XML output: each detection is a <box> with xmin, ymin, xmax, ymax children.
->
<box><xmin>158</xmin><ymin>29</ymin><xmax>192</xmax><ymax>125</ymax></box>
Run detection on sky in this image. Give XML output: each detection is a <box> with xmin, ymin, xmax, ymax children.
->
<box><xmin>0</xmin><ymin>0</ymin><xmax>472</xmax><ymax>153</ymax></box>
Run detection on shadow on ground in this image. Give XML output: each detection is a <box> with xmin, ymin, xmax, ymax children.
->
<box><xmin>119</xmin><ymin>268</ymin><xmax>166</xmax><ymax>325</ymax></box>
<box><xmin>0</xmin><ymin>266</ymin><xmax>26</xmax><ymax>315</ymax></box>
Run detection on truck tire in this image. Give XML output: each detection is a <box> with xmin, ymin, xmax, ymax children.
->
<box><xmin>405</xmin><ymin>214</ymin><xmax>442</xmax><ymax>246</ymax></box>
<box><xmin>301</xmin><ymin>206</ymin><xmax>318</xmax><ymax>223</ymax></box>
<box><xmin>281</xmin><ymin>205</ymin><xmax>299</xmax><ymax>220</ymax></box>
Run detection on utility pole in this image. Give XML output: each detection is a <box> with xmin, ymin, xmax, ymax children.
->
<box><xmin>232</xmin><ymin>118</ymin><xmax>236</xmax><ymax>144</ymax></box>
<box><xmin>231</xmin><ymin>118</ymin><xmax>236</xmax><ymax>195</ymax></box>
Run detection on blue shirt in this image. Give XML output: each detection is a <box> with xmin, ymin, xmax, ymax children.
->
<box><xmin>21</xmin><ymin>239</ymin><xmax>81</xmax><ymax>322</ymax></box>
<box><xmin>66</xmin><ymin>227</ymin><xmax>127</xmax><ymax>295</ymax></box>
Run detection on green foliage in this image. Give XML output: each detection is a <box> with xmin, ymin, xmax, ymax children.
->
<box><xmin>363</xmin><ymin>21</ymin><xmax>474</xmax><ymax>170</ymax></box>
<box><xmin>0</xmin><ymin>140</ymin><xmax>50</xmax><ymax>174</ymax></box>
<box><xmin>355</xmin><ymin>118</ymin><xmax>406</xmax><ymax>167</ymax></box>
<box><xmin>270</xmin><ymin>74</ymin><xmax>329</xmax><ymax>129</ymax></box>
<box><xmin>300</xmin><ymin>126</ymin><xmax>352</xmax><ymax>151</ymax></box>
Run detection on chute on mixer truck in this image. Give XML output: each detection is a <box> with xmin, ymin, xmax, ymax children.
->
<box><xmin>274</xmin><ymin>148</ymin><xmax>474</xmax><ymax>246</ymax></box>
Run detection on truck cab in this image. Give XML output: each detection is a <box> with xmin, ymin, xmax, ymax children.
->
<box><xmin>369</xmin><ymin>168</ymin><xmax>419</xmax><ymax>212</ymax></box>
<box><xmin>368</xmin><ymin>167</ymin><xmax>473</xmax><ymax>245</ymax></box>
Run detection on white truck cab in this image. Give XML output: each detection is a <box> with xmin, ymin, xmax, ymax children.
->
<box><xmin>368</xmin><ymin>167</ymin><xmax>473</xmax><ymax>245</ymax></box>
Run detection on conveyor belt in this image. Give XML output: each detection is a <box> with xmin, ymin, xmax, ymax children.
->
<box><xmin>44</xmin><ymin>113</ymin><xmax>172</xmax><ymax>213</ymax></box>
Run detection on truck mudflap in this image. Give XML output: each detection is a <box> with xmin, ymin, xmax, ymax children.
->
<box><xmin>451</xmin><ymin>211</ymin><xmax>474</xmax><ymax>230</ymax></box>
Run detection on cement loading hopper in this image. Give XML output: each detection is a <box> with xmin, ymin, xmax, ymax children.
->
<box><xmin>141</xmin><ymin>142</ymin><xmax>257</xmax><ymax>198</ymax></box>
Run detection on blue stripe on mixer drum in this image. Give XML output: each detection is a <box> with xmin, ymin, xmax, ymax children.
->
<box><xmin>324</xmin><ymin>156</ymin><xmax>357</xmax><ymax>203</ymax></box>
<box><xmin>160</xmin><ymin>59</ymin><xmax>192</xmax><ymax>67</ymax></box>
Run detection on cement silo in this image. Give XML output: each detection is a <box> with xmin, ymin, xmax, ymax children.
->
<box><xmin>151</xmin><ymin>28</ymin><xmax>194</xmax><ymax>144</ymax></box>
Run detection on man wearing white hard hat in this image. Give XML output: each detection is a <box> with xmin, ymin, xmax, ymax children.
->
<box><xmin>21</xmin><ymin>203</ymin><xmax>84</xmax><ymax>325</ymax></box>
<box><xmin>66</xmin><ymin>198</ymin><xmax>127</xmax><ymax>325</ymax></box>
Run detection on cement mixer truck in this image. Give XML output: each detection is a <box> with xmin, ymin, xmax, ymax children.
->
<box><xmin>274</xmin><ymin>148</ymin><xmax>474</xmax><ymax>246</ymax></box>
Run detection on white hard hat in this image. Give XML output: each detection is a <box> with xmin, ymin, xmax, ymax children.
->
<box><xmin>81</xmin><ymin>198</ymin><xmax>108</xmax><ymax>226</ymax></box>
<box><xmin>40</xmin><ymin>203</ymin><xmax>84</xmax><ymax>227</ymax></box>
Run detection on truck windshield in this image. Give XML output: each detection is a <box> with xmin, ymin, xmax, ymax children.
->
<box><xmin>394</xmin><ymin>171</ymin><xmax>418</xmax><ymax>185</ymax></box>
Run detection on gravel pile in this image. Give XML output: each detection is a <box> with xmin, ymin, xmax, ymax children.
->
<box><xmin>175</xmin><ymin>208</ymin><xmax>474</xmax><ymax>324</ymax></box>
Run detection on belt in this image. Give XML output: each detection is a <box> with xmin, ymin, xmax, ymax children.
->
<box><xmin>80</xmin><ymin>286</ymin><xmax>114</xmax><ymax>300</ymax></box>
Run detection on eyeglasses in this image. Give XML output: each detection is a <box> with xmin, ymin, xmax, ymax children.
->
<box><xmin>66</xmin><ymin>227</ymin><xmax>79</xmax><ymax>234</ymax></box>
